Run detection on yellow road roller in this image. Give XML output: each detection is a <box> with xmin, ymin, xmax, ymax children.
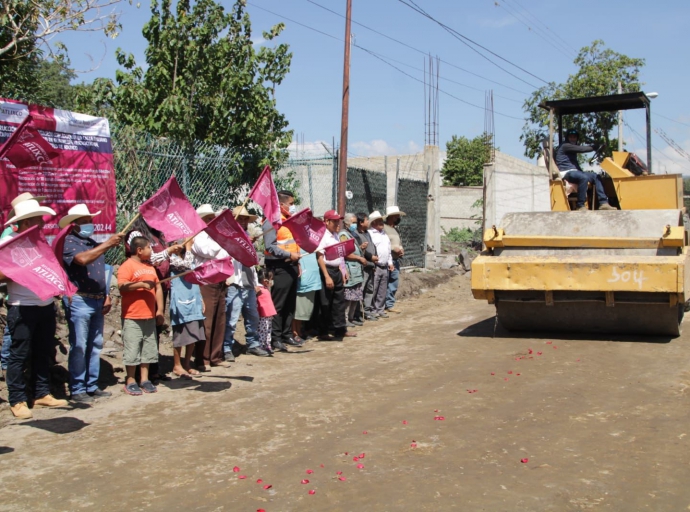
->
<box><xmin>471</xmin><ymin>92</ymin><xmax>689</xmax><ymax>336</ymax></box>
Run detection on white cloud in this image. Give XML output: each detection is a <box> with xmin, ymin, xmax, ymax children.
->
<box><xmin>478</xmin><ymin>16</ymin><xmax>517</xmax><ymax>29</ymax></box>
<box><xmin>351</xmin><ymin>139</ymin><xmax>398</xmax><ymax>156</ymax></box>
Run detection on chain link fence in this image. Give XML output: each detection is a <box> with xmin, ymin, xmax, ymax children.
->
<box><xmin>345</xmin><ymin>166</ymin><xmax>388</xmax><ymax>216</ymax></box>
<box><xmin>397</xmin><ymin>177</ymin><xmax>428</xmax><ymax>268</ymax></box>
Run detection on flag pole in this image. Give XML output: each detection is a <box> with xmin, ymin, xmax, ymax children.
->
<box><xmin>159</xmin><ymin>269</ymin><xmax>194</xmax><ymax>284</ymax></box>
<box><xmin>120</xmin><ymin>213</ymin><xmax>141</xmax><ymax>235</ymax></box>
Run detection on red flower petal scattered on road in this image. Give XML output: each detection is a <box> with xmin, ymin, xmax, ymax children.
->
<box><xmin>576</xmin><ymin>359</ymin><xmax>580</xmax><ymax>362</ymax></box>
<box><xmin>520</xmin><ymin>458</ymin><xmax>529</xmax><ymax>463</ymax></box>
<box><xmin>537</xmin><ymin>351</ymin><xmax>542</xmax><ymax>355</ymax></box>
<box><xmin>256</xmin><ymin>479</ymin><xmax>263</xmax><ymax>484</ymax></box>
<box><xmin>553</xmin><ymin>346</ymin><xmax>557</xmax><ymax>349</ymax></box>
<box><xmin>308</xmin><ymin>490</ymin><xmax>316</xmax><ymax>495</ymax></box>
<box><xmin>320</xmin><ymin>464</ymin><xmax>325</xmax><ymax>468</ymax></box>
<box><xmin>336</xmin><ymin>471</ymin><xmax>343</xmax><ymax>475</ymax></box>
<box><xmin>434</xmin><ymin>416</ymin><xmax>445</xmax><ymax>420</ymax></box>
<box><xmin>359</xmin><ymin>453</ymin><xmax>365</xmax><ymax>458</ymax></box>
<box><xmin>491</xmin><ymin>372</ymin><xmax>495</xmax><ymax>375</ymax></box>
<box><xmin>301</xmin><ymin>479</ymin><xmax>310</xmax><ymax>484</ymax></box>
<box><xmin>339</xmin><ymin>476</ymin><xmax>347</xmax><ymax>481</ymax></box>
<box><xmin>353</xmin><ymin>456</ymin><xmax>359</xmax><ymax>462</ymax></box>
<box><xmin>410</xmin><ymin>443</ymin><xmax>417</xmax><ymax>448</ymax></box>
<box><xmin>356</xmin><ymin>464</ymin><xmax>365</xmax><ymax>469</ymax></box>
<box><xmin>306</xmin><ymin>469</ymin><xmax>314</xmax><ymax>474</ymax></box>
<box><xmin>504</xmin><ymin>378</ymin><xmax>509</xmax><ymax>381</ymax></box>
<box><xmin>516</xmin><ymin>373</ymin><xmax>521</xmax><ymax>376</ymax></box>
<box><xmin>263</xmin><ymin>484</ymin><xmax>272</xmax><ymax>490</ymax></box>
<box><xmin>508</xmin><ymin>371</ymin><xmax>513</xmax><ymax>374</ymax></box>
<box><xmin>467</xmin><ymin>389</ymin><xmax>478</xmax><ymax>393</ymax></box>
<box><xmin>528</xmin><ymin>348</ymin><xmax>533</xmax><ymax>354</ymax></box>
<box><xmin>362</xmin><ymin>431</ymin><xmax>368</xmax><ymax>434</ymax></box>
<box><xmin>402</xmin><ymin>420</ymin><xmax>408</xmax><ymax>425</ymax></box>
<box><xmin>258</xmin><ymin>509</ymin><xmax>266</xmax><ymax>512</ymax></box>
<box><xmin>434</xmin><ymin>409</ymin><xmax>439</xmax><ymax>412</ymax></box>
<box><xmin>344</xmin><ymin>452</ymin><xmax>348</xmax><ymax>455</ymax></box>
<box><xmin>233</xmin><ymin>466</ymin><xmax>240</xmax><ymax>472</ymax></box>
<box><xmin>515</xmin><ymin>358</ymin><xmax>520</xmax><ymax>361</ymax></box>
<box><xmin>546</xmin><ymin>341</ymin><xmax>552</xmax><ymax>344</ymax></box>
<box><xmin>238</xmin><ymin>475</ymin><xmax>247</xmax><ymax>480</ymax></box>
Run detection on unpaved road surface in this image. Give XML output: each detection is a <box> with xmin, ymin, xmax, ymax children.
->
<box><xmin>1</xmin><ymin>272</ymin><xmax>690</xmax><ymax>511</ymax></box>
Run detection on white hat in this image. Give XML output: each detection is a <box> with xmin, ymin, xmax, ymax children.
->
<box><xmin>4</xmin><ymin>199</ymin><xmax>56</xmax><ymax>226</ymax></box>
<box><xmin>196</xmin><ymin>204</ymin><xmax>216</xmax><ymax>218</ymax></box>
<box><xmin>58</xmin><ymin>204</ymin><xmax>102</xmax><ymax>228</ymax></box>
<box><xmin>369</xmin><ymin>210</ymin><xmax>384</xmax><ymax>222</ymax></box>
<box><xmin>385</xmin><ymin>206</ymin><xmax>406</xmax><ymax>218</ymax></box>
<box><xmin>7</xmin><ymin>192</ymin><xmax>47</xmax><ymax>219</ymax></box>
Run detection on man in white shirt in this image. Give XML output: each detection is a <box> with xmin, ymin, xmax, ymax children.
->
<box><xmin>192</xmin><ymin>204</ymin><xmax>230</xmax><ymax>370</ymax></box>
<box><xmin>315</xmin><ymin>210</ymin><xmax>358</xmax><ymax>341</ymax></box>
<box><xmin>365</xmin><ymin>210</ymin><xmax>393</xmax><ymax>319</ymax></box>
<box><xmin>0</xmin><ymin>197</ymin><xmax>69</xmax><ymax>419</ymax></box>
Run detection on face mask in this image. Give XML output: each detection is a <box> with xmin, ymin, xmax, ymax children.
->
<box><xmin>78</xmin><ymin>223</ymin><xmax>95</xmax><ymax>237</ymax></box>
<box><xmin>349</xmin><ymin>224</ymin><xmax>357</xmax><ymax>233</ymax></box>
<box><xmin>288</xmin><ymin>205</ymin><xmax>297</xmax><ymax>215</ymax></box>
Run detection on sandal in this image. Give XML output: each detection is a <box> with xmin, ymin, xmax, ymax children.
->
<box><xmin>186</xmin><ymin>369</ymin><xmax>203</xmax><ymax>377</ymax></box>
<box><xmin>173</xmin><ymin>371</ymin><xmax>193</xmax><ymax>380</ymax></box>
<box><xmin>124</xmin><ymin>382</ymin><xmax>143</xmax><ymax>396</ymax></box>
<box><xmin>140</xmin><ymin>380</ymin><xmax>158</xmax><ymax>394</ymax></box>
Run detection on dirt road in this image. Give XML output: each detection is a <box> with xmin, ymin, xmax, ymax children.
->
<box><xmin>1</xmin><ymin>272</ymin><xmax>689</xmax><ymax>511</ymax></box>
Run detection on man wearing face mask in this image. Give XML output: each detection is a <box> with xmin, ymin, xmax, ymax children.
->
<box><xmin>263</xmin><ymin>190</ymin><xmax>302</xmax><ymax>351</ymax></box>
<box><xmin>60</xmin><ymin>204</ymin><xmax>124</xmax><ymax>403</ymax></box>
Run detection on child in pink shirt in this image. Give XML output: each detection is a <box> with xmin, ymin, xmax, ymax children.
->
<box><xmin>256</xmin><ymin>268</ymin><xmax>277</xmax><ymax>355</ymax></box>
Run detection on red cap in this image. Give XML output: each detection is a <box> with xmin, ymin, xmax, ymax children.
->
<box><xmin>323</xmin><ymin>209</ymin><xmax>344</xmax><ymax>220</ymax></box>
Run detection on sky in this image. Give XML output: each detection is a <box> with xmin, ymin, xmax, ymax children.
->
<box><xmin>59</xmin><ymin>0</ymin><xmax>690</xmax><ymax>174</ymax></box>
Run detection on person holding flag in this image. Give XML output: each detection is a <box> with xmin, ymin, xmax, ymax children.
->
<box><xmin>263</xmin><ymin>191</ymin><xmax>302</xmax><ymax>352</ymax></box>
<box><xmin>59</xmin><ymin>204</ymin><xmax>124</xmax><ymax>404</ymax></box>
<box><xmin>315</xmin><ymin>210</ymin><xmax>364</xmax><ymax>342</ymax></box>
<box><xmin>0</xmin><ymin>196</ymin><xmax>68</xmax><ymax>419</ymax></box>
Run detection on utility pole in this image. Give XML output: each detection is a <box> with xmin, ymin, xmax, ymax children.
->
<box><xmin>337</xmin><ymin>0</ymin><xmax>352</xmax><ymax>216</ymax></box>
<box><xmin>617</xmin><ymin>81</ymin><xmax>623</xmax><ymax>152</ymax></box>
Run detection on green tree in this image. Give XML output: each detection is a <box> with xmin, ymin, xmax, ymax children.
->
<box><xmin>442</xmin><ymin>133</ymin><xmax>492</xmax><ymax>186</ymax></box>
<box><xmin>86</xmin><ymin>0</ymin><xmax>293</xmax><ymax>179</ymax></box>
<box><xmin>521</xmin><ymin>40</ymin><xmax>645</xmax><ymax>160</ymax></box>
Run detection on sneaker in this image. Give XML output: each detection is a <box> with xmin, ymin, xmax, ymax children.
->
<box><xmin>351</xmin><ymin>320</ymin><xmax>364</xmax><ymax>326</ymax></box>
<box><xmin>377</xmin><ymin>312</ymin><xmax>389</xmax><ymax>319</ymax></box>
<box><xmin>385</xmin><ymin>308</ymin><xmax>401</xmax><ymax>314</ymax></box>
<box><xmin>33</xmin><ymin>394</ymin><xmax>68</xmax><ymax>408</ymax></box>
<box><xmin>284</xmin><ymin>337</ymin><xmax>305</xmax><ymax>347</ymax></box>
<box><xmin>140</xmin><ymin>380</ymin><xmax>157</xmax><ymax>394</ymax></box>
<box><xmin>10</xmin><ymin>402</ymin><xmax>32</xmax><ymax>419</ymax></box>
<box><xmin>247</xmin><ymin>347</ymin><xmax>270</xmax><ymax>357</ymax></box>
<box><xmin>124</xmin><ymin>382</ymin><xmax>143</xmax><ymax>396</ymax></box>
<box><xmin>71</xmin><ymin>392</ymin><xmax>94</xmax><ymax>404</ymax></box>
<box><xmin>88</xmin><ymin>389</ymin><xmax>112</xmax><ymax>398</ymax></box>
<box><xmin>272</xmin><ymin>341</ymin><xmax>289</xmax><ymax>352</ymax></box>
<box><xmin>224</xmin><ymin>352</ymin><xmax>236</xmax><ymax>363</ymax></box>
<box><xmin>598</xmin><ymin>203</ymin><xmax>617</xmax><ymax>211</ymax></box>
<box><xmin>364</xmin><ymin>314</ymin><xmax>378</xmax><ymax>321</ymax></box>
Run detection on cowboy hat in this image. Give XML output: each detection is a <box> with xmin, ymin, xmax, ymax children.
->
<box><xmin>4</xmin><ymin>199</ymin><xmax>56</xmax><ymax>226</ymax></box>
<box><xmin>7</xmin><ymin>192</ymin><xmax>47</xmax><ymax>219</ymax></box>
<box><xmin>232</xmin><ymin>206</ymin><xmax>258</xmax><ymax>222</ymax></box>
<box><xmin>196</xmin><ymin>204</ymin><xmax>217</xmax><ymax>218</ymax></box>
<box><xmin>369</xmin><ymin>210</ymin><xmax>384</xmax><ymax>222</ymax></box>
<box><xmin>385</xmin><ymin>206</ymin><xmax>406</xmax><ymax>218</ymax></box>
<box><xmin>58</xmin><ymin>203</ymin><xmax>102</xmax><ymax>228</ymax></box>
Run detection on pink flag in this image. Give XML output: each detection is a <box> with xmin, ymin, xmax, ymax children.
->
<box><xmin>204</xmin><ymin>209</ymin><xmax>259</xmax><ymax>267</ymax></box>
<box><xmin>51</xmin><ymin>223</ymin><xmax>74</xmax><ymax>263</ymax></box>
<box><xmin>0</xmin><ymin>225</ymin><xmax>77</xmax><ymax>300</ymax></box>
<box><xmin>281</xmin><ymin>208</ymin><xmax>326</xmax><ymax>253</ymax></box>
<box><xmin>139</xmin><ymin>176</ymin><xmax>207</xmax><ymax>241</ymax></box>
<box><xmin>0</xmin><ymin>115</ymin><xmax>60</xmax><ymax>169</ymax></box>
<box><xmin>248</xmin><ymin>166</ymin><xmax>282</xmax><ymax>230</ymax></box>
<box><xmin>324</xmin><ymin>238</ymin><xmax>356</xmax><ymax>260</ymax></box>
<box><xmin>183</xmin><ymin>257</ymin><xmax>234</xmax><ymax>286</ymax></box>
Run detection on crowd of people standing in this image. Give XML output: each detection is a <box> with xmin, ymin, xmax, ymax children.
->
<box><xmin>0</xmin><ymin>191</ymin><xmax>407</xmax><ymax>419</ymax></box>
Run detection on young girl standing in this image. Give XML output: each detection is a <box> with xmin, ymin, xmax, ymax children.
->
<box><xmin>256</xmin><ymin>268</ymin><xmax>277</xmax><ymax>355</ymax></box>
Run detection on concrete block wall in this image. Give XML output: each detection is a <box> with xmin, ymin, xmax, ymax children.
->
<box><xmin>440</xmin><ymin>186</ymin><xmax>483</xmax><ymax>232</ymax></box>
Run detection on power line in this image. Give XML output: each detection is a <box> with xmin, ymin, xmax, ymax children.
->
<box><xmin>494</xmin><ymin>0</ymin><xmax>575</xmax><ymax>59</ymax></box>
<box><xmin>248</xmin><ymin>2</ymin><xmax>525</xmax><ymax>118</ymax></box>
<box><xmin>624</xmin><ymin>120</ymin><xmax>690</xmax><ymax>173</ymax></box>
<box><xmin>302</xmin><ymin>0</ymin><xmax>531</xmax><ymax>95</ymax></box>
<box><xmin>503</xmin><ymin>0</ymin><xmax>579</xmax><ymax>54</ymax></box>
<box><xmin>654</xmin><ymin>112</ymin><xmax>690</xmax><ymax>128</ymax></box>
<box><xmin>397</xmin><ymin>0</ymin><xmax>549</xmax><ymax>87</ymax></box>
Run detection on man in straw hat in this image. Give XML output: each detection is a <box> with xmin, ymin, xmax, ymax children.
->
<box><xmin>191</xmin><ymin>204</ymin><xmax>230</xmax><ymax>370</ymax></box>
<box><xmin>383</xmin><ymin>206</ymin><xmax>406</xmax><ymax>314</ymax></box>
<box><xmin>1</xmin><ymin>193</ymin><xmax>46</xmax><ymax>377</ymax></box>
<box><xmin>59</xmin><ymin>204</ymin><xmax>124</xmax><ymax>403</ymax></box>
<box><xmin>223</xmin><ymin>206</ymin><xmax>269</xmax><ymax>359</ymax></box>
<box><xmin>364</xmin><ymin>210</ymin><xmax>393</xmax><ymax>320</ymax></box>
<box><xmin>0</xmin><ymin>195</ymin><xmax>68</xmax><ymax>419</ymax></box>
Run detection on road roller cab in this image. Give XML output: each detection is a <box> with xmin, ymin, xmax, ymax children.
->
<box><xmin>471</xmin><ymin>92</ymin><xmax>689</xmax><ymax>336</ymax></box>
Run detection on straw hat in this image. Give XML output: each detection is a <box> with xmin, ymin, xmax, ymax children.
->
<box><xmin>4</xmin><ymin>199</ymin><xmax>56</xmax><ymax>226</ymax></box>
<box><xmin>385</xmin><ymin>206</ymin><xmax>406</xmax><ymax>218</ymax></box>
<box><xmin>196</xmin><ymin>204</ymin><xmax>217</xmax><ymax>218</ymax></box>
<box><xmin>232</xmin><ymin>206</ymin><xmax>258</xmax><ymax>222</ymax></box>
<box><xmin>369</xmin><ymin>210</ymin><xmax>384</xmax><ymax>222</ymax></box>
<box><xmin>59</xmin><ymin>204</ymin><xmax>101</xmax><ymax>228</ymax></box>
<box><xmin>8</xmin><ymin>192</ymin><xmax>47</xmax><ymax>219</ymax></box>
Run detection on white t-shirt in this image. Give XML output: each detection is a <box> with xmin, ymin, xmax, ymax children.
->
<box><xmin>2</xmin><ymin>231</ymin><xmax>55</xmax><ymax>307</ymax></box>
<box><xmin>191</xmin><ymin>231</ymin><xmax>229</xmax><ymax>267</ymax></box>
<box><xmin>316</xmin><ymin>229</ymin><xmax>342</xmax><ymax>267</ymax></box>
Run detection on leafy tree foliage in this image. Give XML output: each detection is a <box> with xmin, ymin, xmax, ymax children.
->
<box><xmin>521</xmin><ymin>40</ymin><xmax>645</xmax><ymax>160</ymax></box>
<box><xmin>79</xmin><ymin>0</ymin><xmax>293</xmax><ymax>179</ymax></box>
<box><xmin>442</xmin><ymin>133</ymin><xmax>492</xmax><ymax>187</ymax></box>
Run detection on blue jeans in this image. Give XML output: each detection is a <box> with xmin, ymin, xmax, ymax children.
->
<box><xmin>563</xmin><ymin>170</ymin><xmax>609</xmax><ymax>208</ymax></box>
<box><xmin>63</xmin><ymin>295</ymin><xmax>105</xmax><ymax>395</ymax></box>
<box><xmin>224</xmin><ymin>286</ymin><xmax>260</xmax><ymax>352</ymax></box>
<box><xmin>385</xmin><ymin>259</ymin><xmax>401</xmax><ymax>309</ymax></box>
<box><xmin>1</xmin><ymin>323</ymin><xmax>11</xmax><ymax>370</ymax></box>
